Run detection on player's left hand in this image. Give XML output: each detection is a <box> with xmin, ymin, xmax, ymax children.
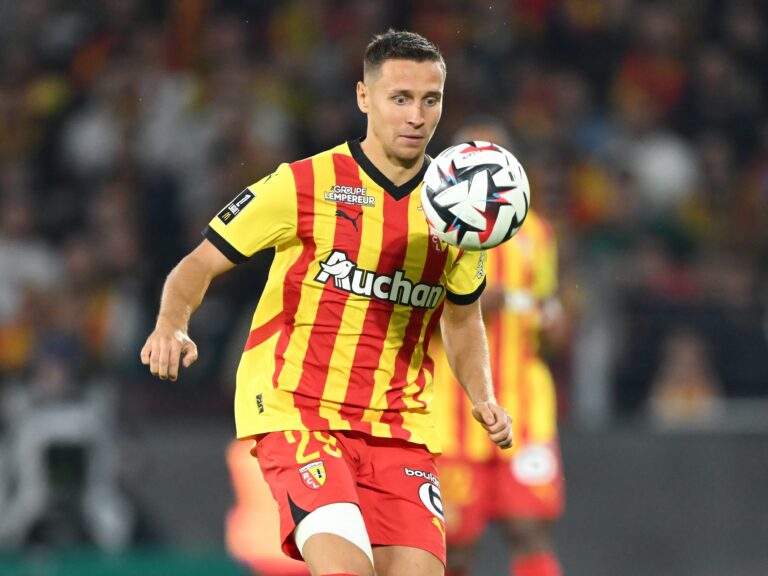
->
<box><xmin>472</xmin><ymin>401</ymin><xmax>513</xmax><ymax>449</ymax></box>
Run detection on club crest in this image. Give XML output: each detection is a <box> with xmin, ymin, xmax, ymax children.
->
<box><xmin>299</xmin><ymin>461</ymin><xmax>326</xmax><ymax>490</ymax></box>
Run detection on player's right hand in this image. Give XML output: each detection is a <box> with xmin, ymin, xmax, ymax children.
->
<box><xmin>140</xmin><ymin>326</ymin><xmax>198</xmax><ymax>381</ymax></box>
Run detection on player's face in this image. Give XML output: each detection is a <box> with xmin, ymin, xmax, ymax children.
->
<box><xmin>358</xmin><ymin>59</ymin><xmax>445</xmax><ymax>165</ymax></box>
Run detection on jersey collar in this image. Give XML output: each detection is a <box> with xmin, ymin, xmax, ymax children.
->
<box><xmin>348</xmin><ymin>138</ymin><xmax>430</xmax><ymax>201</ymax></box>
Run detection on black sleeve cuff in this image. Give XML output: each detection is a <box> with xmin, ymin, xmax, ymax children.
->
<box><xmin>202</xmin><ymin>226</ymin><xmax>249</xmax><ymax>265</ymax></box>
<box><xmin>446</xmin><ymin>277</ymin><xmax>486</xmax><ymax>305</ymax></box>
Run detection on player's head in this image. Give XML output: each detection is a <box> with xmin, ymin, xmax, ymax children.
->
<box><xmin>362</xmin><ymin>30</ymin><xmax>446</xmax><ymax>81</ymax></box>
<box><xmin>453</xmin><ymin>116</ymin><xmax>515</xmax><ymax>150</ymax></box>
<box><xmin>357</xmin><ymin>30</ymin><xmax>446</xmax><ymax>165</ymax></box>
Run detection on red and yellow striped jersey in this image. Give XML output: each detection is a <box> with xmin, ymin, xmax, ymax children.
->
<box><xmin>431</xmin><ymin>211</ymin><xmax>559</xmax><ymax>461</ymax></box>
<box><xmin>205</xmin><ymin>140</ymin><xmax>486</xmax><ymax>453</ymax></box>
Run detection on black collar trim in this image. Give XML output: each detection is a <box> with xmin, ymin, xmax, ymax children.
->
<box><xmin>347</xmin><ymin>138</ymin><xmax>430</xmax><ymax>201</ymax></box>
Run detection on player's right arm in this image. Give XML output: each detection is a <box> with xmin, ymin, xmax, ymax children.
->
<box><xmin>141</xmin><ymin>239</ymin><xmax>235</xmax><ymax>381</ymax></box>
<box><xmin>141</xmin><ymin>164</ymin><xmax>297</xmax><ymax>381</ymax></box>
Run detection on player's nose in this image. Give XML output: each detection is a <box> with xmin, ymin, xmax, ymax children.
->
<box><xmin>407</xmin><ymin>103</ymin><xmax>425</xmax><ymax>127</ymax></box>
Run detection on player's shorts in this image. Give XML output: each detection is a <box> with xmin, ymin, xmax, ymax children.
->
<box><xmin>253</xmin><ymin>430</ymin><xmax>447</xmax><ymax>565</ymax></box>
<box><xmin>439</xmin><ymin>441</ymin><xmax>564</xmax><ymax>545</ymax></box>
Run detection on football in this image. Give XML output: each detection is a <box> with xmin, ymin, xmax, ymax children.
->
<box><xmin>420</xmin><ymin>141</ymin><xmax>530</xmax><ymax>250</ymax></box>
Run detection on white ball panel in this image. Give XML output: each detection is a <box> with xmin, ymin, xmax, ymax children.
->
<box><xmin>433</xmin><ymin>180</ymin><xmax>470</xmax><ymax>207</ymax></box>
<box><xmin>487</xmin><ymin>205</ymin><xmax>515</xmax><ymax>246</ymax></box>
<box><xmin>449</xmin><ymin>200</ymin><xmax>486</xmax><ymax>230</ymax></box>
<box><xmin>491</xmin><ymin>169</ymin><xmax>516</xmax><ymax>189</ymax></box>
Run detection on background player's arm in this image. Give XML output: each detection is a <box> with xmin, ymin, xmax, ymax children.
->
<box><xmin>441</xmin><ymin>299</ymin><xmax>513</xmax><ymax>449</ymax></box>
<box><xmin>140</xmin><ymin>239</ymin><xmax>235</xmax><ymax>381</ymax></box>
<box><xmin>479</xmin><ymin>283</ymin><xmax>506</xmax><ymax>318</ymax></box>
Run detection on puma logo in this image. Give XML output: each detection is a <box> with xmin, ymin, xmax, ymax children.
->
<box><xmin>335</xmin><ymin>209</ymin><xmax>362</xmax><ymax>232</ymax></box>
<box><xmin>432</xmin><ymin>517</ymin><xmax>445</xmax><ymax>540</ymax></box>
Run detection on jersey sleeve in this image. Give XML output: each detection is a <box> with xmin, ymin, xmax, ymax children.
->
<box><xmin>203</xmin><ymin>163</ymin><xmax>297</xmax><ymax>263</ymax></box>
<box><xmin>445</xmin><ymin>249</ymin><xmax>487</xmax><ymax>304</ymax></box>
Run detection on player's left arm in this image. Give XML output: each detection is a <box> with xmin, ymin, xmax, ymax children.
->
<box><xmin>440</xmin><ymin>299</ymin><xmax>513</xmax><ymax>449</ymax></box>
<box><xmin>534</xmin><ymin>217</ymin><xmax>568</xmax><ymax>348</ymax></box>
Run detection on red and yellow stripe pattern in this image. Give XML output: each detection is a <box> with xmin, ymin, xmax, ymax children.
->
<box><xmin>205</xmin><ymin>142</ymin><xmax>486</xmax><ymax>453</ymax></box>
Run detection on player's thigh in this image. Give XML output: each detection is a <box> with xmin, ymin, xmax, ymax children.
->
<box><xmin>302</xmin><ymin>532</ymin><xmax>374</xmax><ymax>576</ymax></box>
<box><xmin>255</xmin><ymin>430</ymin><xmax>359</xmax><ymax>560</ymax></box>
<box><xmin>357</xmin><ymin>439</ymin><xmax>446</xmax><ymax>567</ymax></box>
<box><xmin>294</xmin><ymin>501</ymin><xmax>374</xmax><ymax>574</ymax></box>
<box><xmin>373</xmin><ymin>545</ymin><xmax>444</xmax><ymax>576</ymax></box>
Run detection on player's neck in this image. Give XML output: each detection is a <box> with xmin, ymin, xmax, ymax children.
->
<box><xmin>360</xmin><ymin>137</ymin><xmax>424</xmax><ymax>186</ymax></box>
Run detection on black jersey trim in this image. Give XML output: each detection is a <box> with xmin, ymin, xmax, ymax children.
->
<box><xmin>347</xmin><ymin>138</ymin><xmax>430</xmax><ymax>201</ymax></box>
<box><xmin>446</xmin><ymin>277</ymin><xmax>486</xmax><ymax>305</ymax></box>
<box><xmin>288</xmin><ymin>494</ymin><xmax>310</xmax><ymax>526</ymax></box>
<box><xmin>202</xmin><ymin>225</ymin><xmax>248</xmax><ymax>265</ymax></box>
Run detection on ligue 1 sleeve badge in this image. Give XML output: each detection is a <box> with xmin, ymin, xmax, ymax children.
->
<box><xmin>299</xmin><ymin>461</ymin><xmax>327</xmax><ymax>490</ymax></box>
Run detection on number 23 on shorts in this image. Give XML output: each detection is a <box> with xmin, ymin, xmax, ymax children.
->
<box><xmin>284</xmin><ymin>430</ymin><xmax>343</xmax><ymax>463</ymax></box>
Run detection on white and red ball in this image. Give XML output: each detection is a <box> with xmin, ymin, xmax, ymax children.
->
<box><xmin>420</xmin><ymin>141</ymin><xmax>530</xmax><ymax>250</ymax></box>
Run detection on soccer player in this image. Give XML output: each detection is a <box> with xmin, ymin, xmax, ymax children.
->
<box><xmin>140</xmin><ymin>30</ymin><xmax>512</xmax><ymax>576</ymax></box>
<box><xmin>431</xmin><ymin>123</ymin><xmax>566</xmax><ymax>576</ymax></box>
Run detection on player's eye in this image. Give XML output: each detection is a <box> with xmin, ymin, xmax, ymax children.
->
<box><xmin>393</xmin><ymin>95</ymin><xmax>408</xmax><ymax>105</ymax></box>
<box><xmin>424</xmin><ymin>97</ymin><xmax>439</xmax><ymax>106</ymax></box>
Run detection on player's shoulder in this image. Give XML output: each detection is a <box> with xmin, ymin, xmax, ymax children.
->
<box><xmin>240</xmin><ymin>162</ymin><xmax>294</xmax><ymax>195</ymax></box>
<box><xmin>247</xmin><ymin>143</ymin><xmax>350</xmax><ymax>187</ymax></box>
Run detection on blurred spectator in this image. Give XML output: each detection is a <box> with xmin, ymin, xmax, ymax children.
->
<box><xmin>703</xmin><ymin>253</ymin><xmax>768</xmax><ymax>399</ymax></box>
<box><xmin>676</xmin><ymin>44</ymin><xmax>762</xmax><ymax>154</ymax></box>
<box><xmin>0</xmin><ymin>190</ymin><xmax>62</xmax><ymax>326</ymax></box>
<box><xmin>612</xmin><ymin>231</ymin><xmax>701</xmax><ymax>416</ymax></box>
<box><xmin>646</xmin><ymin>327</ymin><xmax>723</xmax><ymax>428</ymax></box>
<box><xmin>0</xmin><ymin>348</ymin><xmax>134</xmax><ymax>551</ymax></box>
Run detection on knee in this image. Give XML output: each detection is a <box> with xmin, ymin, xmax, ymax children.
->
<box><xmin>302</xmin><ymin>533</ymin><xmax>374</xmax><ymax>576</ymax></box>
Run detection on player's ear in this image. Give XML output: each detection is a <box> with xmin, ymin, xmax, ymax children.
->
<box><xmin>356</xmin><ymin>81</ymin><xmax>369</xmax><ymax>113</ymax></box>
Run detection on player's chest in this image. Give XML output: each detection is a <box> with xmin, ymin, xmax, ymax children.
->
<box><xmin>310</xmin><ymin>188</ymin><xmax>452</xmax><ymax>280</ymax></box>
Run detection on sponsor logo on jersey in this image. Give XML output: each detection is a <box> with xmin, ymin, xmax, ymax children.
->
<box><xmin>418</xmin><ymin>482</ymin><xmax>444</xmax><ymax>521</ymax></box>
<box><xmin>404</xmin><ymin>467</ymin><xmax>440</xmax><ymax>487</ymax></box>
<box><xmin>476</xmin><ymin>250</ymin><xmax>486</xmax><ymax>279</ymax></box>
<box><xmin>335</xmin><ymin>209</ymin><xmax>362</xmax><ymax>232</ymax></box>
<box><xmin>314</xmin><ymin>250</ymin><xmax>444</xmax><ymax>309</ymax></box>
<box><xmin>218</xmin><ymin>188</ymin><xmax>255</xmax><ymax>224</ymax></box>
<box><xmin>299</xmin><ymin>461</ymin><xmax>326</xmax><ymax>490</ymax></box>
<box><xmin>324</xmin><ymin>185</ymin><xmax>375</xmax><ymax>207</ymax></box>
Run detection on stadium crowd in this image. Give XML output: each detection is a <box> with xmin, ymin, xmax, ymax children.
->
<box><xmin>0</xmin><ymin>0</ymin><xmax>767</xmax><ymax>515</ymax></box>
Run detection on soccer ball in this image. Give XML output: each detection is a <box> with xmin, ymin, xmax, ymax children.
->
<box><xmin>421</xmin><ymin>141</ymin><xmax>530</xmax><ymax>250</ymax></box>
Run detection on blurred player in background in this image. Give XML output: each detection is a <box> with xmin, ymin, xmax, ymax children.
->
<box><xmin>226</xmin><ymin>439</ymin><xmax>309</xmax><ymax>576</ymax></box>
<box><xmin>432</xmin><ymin>121</ymin><xmax>566</xmax><ymax>576</ymax></box>
<box><xmin>141</xmin><ymin>30</ymin><xmax>512</xmax><ymax>576</ymax></box>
